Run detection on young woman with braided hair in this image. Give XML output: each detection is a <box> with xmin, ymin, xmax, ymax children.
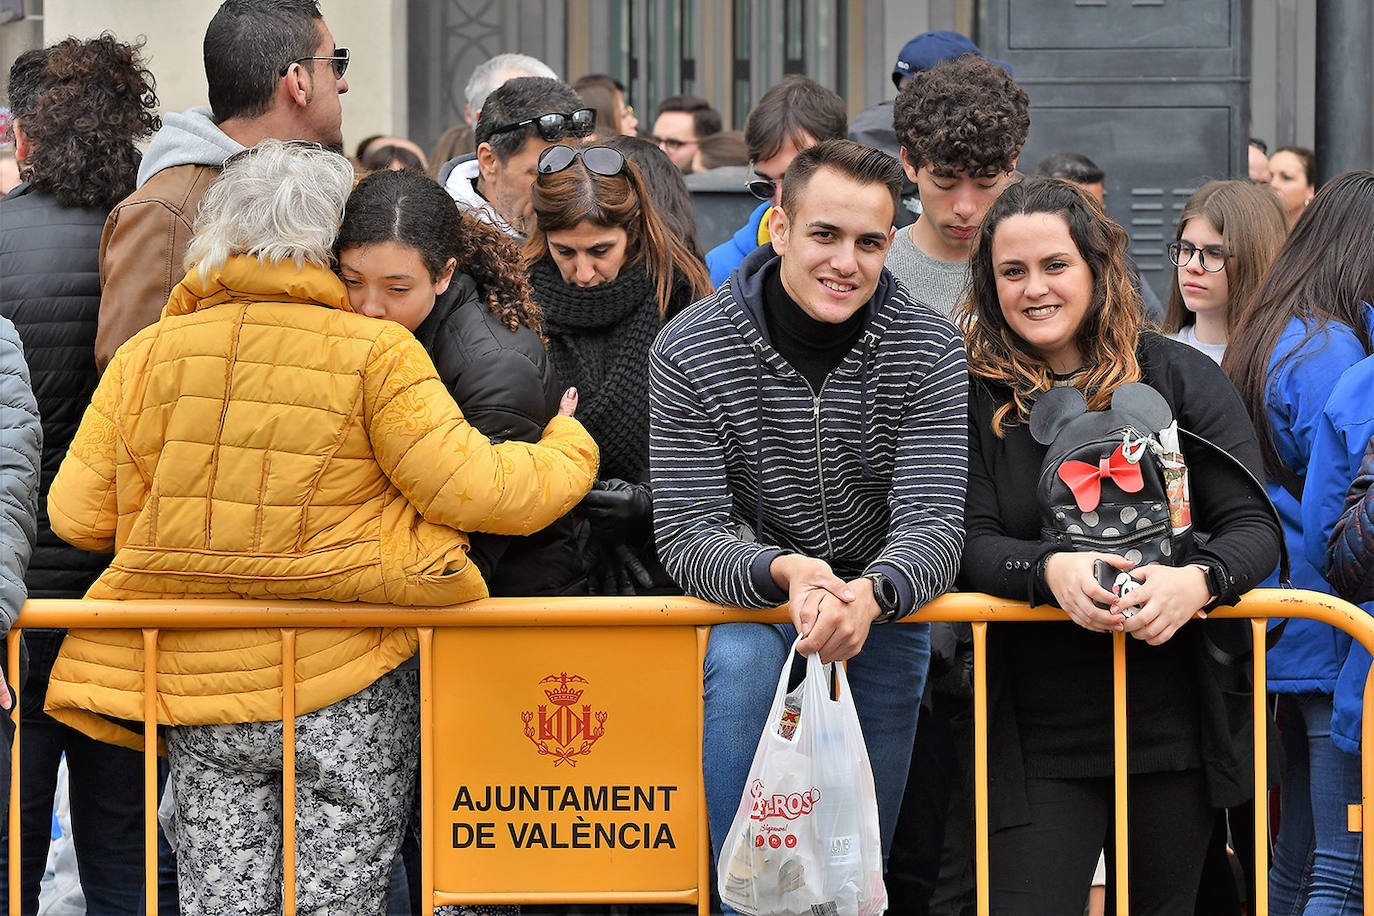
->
<box><xmin>337</xmin><ymin>166</ymin><xmax>584</xmax><ymax>597</ymax></box>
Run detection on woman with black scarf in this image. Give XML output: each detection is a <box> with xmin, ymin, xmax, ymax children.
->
<box><xmin>524</xmin><ymin>143</ymin><xmax>713</xmax><ymax>593</ymax></box>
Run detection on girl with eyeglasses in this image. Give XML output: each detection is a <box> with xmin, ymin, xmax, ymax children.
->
<box><xmin>525</xmin><ymin>143</ymin><xmax>713</xmax><ymax>594</ymax></box>
<box><xmin>1162</xmin><ymin>180</ymin><xmax>1288</xmax><ymax>364</ymax></box>
<box><xmin>1225</xmin><ymin>170</ymin><xmax>1374</xmax><ymax>915</ymax></box>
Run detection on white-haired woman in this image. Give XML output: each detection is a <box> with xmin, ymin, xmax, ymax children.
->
<box><xmin>43</xmin><ymin>139</ymin><xmax>599</xmax><ymax>914</ymax></box>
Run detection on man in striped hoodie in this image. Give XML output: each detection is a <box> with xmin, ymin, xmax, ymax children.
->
<box><xmin>649</xmin><ymin>139</ymin><xmax>968</xmax><ymax>879</ymax></box>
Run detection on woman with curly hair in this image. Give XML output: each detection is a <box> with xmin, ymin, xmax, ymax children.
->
<box><xmin>524</xmin><ymin>143</ymin><xmax>712</xmax><ymax>594</ymax></box>
<box><xmin>958</xmin><ymin>177</ymin><xmax>1280</xmax><ymax>913</ymax></box>
<box><xmin>336</xmin><ymin>167</ymin><xmax>584</xmax><ymax>596</ymax></box>
<box><xmin>0</xmin><ymin>34</ymin><xmax>159</xmax><ymax>912</ymax></box>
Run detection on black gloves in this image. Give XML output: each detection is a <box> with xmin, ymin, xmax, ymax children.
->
<box><xmin>579</xmin><ymin>478</ymin><xmax>653</xmax><ymax>544</ymax></box>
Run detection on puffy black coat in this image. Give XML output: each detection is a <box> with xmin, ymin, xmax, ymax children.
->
<box><xmin>1325</xmin><ymin>434</ymin><xmax>1374</xmax><ymax>603</ymax></box>
<box><xmin>0</xmin><ymin>184</ymin><xmax>110</xmax><ymax>598</ymax></box>
<box><xmin>412</xmin><ymin>275</ymin><xmax>584</xmax><ymax>595</ymax></box>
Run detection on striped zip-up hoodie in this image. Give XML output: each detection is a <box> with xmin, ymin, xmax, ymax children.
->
<box><xmin>649</xmin><ymin>245</ymin><xmax>967</xmax><ymax>617</ymax></box>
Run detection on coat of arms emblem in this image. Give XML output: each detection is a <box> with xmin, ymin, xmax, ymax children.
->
<box><xmin>521</xmin><ymin>672</ymin><xmax>608</xmax><ymax>766</ymax></box>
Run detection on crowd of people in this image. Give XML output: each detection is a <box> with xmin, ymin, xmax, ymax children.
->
<box><xmin>0</xmin><ymin>2</ymin><xmax>1371</xmax><ymax>916</ymax></box>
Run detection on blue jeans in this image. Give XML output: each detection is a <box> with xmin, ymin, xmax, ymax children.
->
<box><xmin>0</xmin><ymin>629</ymin><xmax>146</xmax><ymax>915</ymax></box>
<box><xmin>702</xmin><ymin>621</ymin><xmax>930</xmax><ymax>870</ymax></box>
<box><xmin>1268</xmin><ymin>691</ymin><xmax>1363</xmax><ymax>915</ymax></box>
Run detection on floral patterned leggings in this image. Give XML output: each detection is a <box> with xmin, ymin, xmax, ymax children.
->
<box><xmin>164</xmin><ymin>665</ymin><xmax>419</xmax><ymax>915</ymax></box>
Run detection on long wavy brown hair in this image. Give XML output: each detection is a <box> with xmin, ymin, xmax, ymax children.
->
<box><xmin>1223</xmin><ymin>170</ymin><xmax>1374</xmax><ymax>478</ymax></box>
<box><xmin>336</xmin><ymin>168</ymin><xmax>542</xmax><ymax>335</ymax></box>
<box><xmin>961</xmin><ymin>176</ymin><xmax>1143</xmax><ymax>435</ymax></box>
<box><xmin>1162</xmin><ymin>179</ymin><xmax>1288</xmax><ymax>340</ymax></box>
<box><xmin>523</xmin><ymin>143</ymin><xmax>713</xmax><ymax>318</ymax></box>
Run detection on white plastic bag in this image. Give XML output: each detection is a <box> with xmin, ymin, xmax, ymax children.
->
<box><xmin>717</xmin><ymin>638</ymin><xmax>887</xmax><ymax>916</ymax></box>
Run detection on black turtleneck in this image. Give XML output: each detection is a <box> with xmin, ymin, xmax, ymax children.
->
<box><xmin>762</xmin><ymin>264</ymin><xmax>867</xmax><ymax>395</ymax></box>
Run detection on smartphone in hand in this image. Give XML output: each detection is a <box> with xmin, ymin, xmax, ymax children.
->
<box><xmin>1094</xmin><ymin>560</ymin><xmax>1142</xmax><ymax>617</ymax></box>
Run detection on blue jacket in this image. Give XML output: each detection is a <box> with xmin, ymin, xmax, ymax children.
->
<box><xmin>1263</xmin><ymin>309</ymin><xmax>1374</xmax><ymax>706</ymax></box>
<box><xmin>1302</xmin><ymin>343</ymin><xmax>1374</xmax><ymax>753</ymax></box>
<box><xmin>649</xmin><ymin>244</ymin><xmax>967</xmax><ymax>617</ymax></box>
<box><xmin>705</xmin><ymin>202</ymin><xmax>770</xmax><ymax>287</ymax></box>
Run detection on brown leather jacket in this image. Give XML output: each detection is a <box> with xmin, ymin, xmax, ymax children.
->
<box><xmin>95</xmin><ymin>163</ymin><xmax>219</xmax><ymax>372</ymax></box>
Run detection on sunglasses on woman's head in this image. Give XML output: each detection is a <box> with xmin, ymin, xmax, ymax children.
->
<box><xmin>490</xmin><ymin>108</ymin><xmax>597</xmax><ymax>142</ymax></box>
<box><xmin>537</xmin><ymin>145</ymin><xmax>628</xmax><ymax>177</ymax></box>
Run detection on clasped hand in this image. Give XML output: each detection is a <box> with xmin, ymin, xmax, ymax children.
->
<box><xmin>1043</xmin><ymin>552</ymin><xmax>1209</xmax><ymax>645</ymax></box>
<box><xmin>769</xmin><ymin>554</ymin><xmax>881</xmax><ymax>664</ymax></box>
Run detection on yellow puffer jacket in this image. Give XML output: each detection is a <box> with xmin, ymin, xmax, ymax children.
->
<box><xmin>45</xmin><ymin>256</ymin><xmax>599</xmax><ymax>748</ymax></box>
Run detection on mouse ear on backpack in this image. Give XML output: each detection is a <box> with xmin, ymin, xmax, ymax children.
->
<box><xmin>1029</xmin><ymin>386</ymin><xmax>1089</xmax><ymax>445</ymax></box>
<box><xmin>1110</xmin><ymin>382</ymin><xmax>1174</xmax><ymax>431</ymax></box>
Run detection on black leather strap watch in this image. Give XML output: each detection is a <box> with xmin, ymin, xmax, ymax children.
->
<box><xmin>861</xmin><ymin>572</ymin><xmax>902</xmax><ymax>624</ymax></box>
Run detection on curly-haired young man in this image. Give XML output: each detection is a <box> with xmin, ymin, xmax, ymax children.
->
<box><xmin>888</xmin><ymin>54</ymin><xmax>1029</xmax><ymax>319</ymax></box>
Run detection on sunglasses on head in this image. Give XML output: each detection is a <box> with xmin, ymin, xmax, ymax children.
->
<box><xmin>537</xmin><ymin>145</ymin><xmax>627</xmax><ymax>177</ymax></box>
<box><xmin>491</xmin><ymin>108</ymin><xmax>597</xmax><ymax>142</ymax></box>
<box><xmin>280</xmin><ymin>48</ymin><xmax>349</xmax><ymax>80</ymax></box>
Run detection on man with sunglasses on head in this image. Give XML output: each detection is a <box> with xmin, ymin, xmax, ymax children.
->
<box><xmin>704</xmin><ymin>75</ymin><xmax>847</xmax><ymax>287</ymax></box>
<box><xmin>442</xmin><ymin>76</ymin><xmax>593</xmax><ymax>240</ymax></box>
<box><xmin>94</xmin><ymin>0</ymin><xmax>349</xmax><ymax>373</ymax></box>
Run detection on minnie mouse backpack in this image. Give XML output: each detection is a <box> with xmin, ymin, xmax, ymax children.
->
<box><xmin>1029</xmin><ymin>383</ymin><xmax>1188</xmax><ymax>567</ymax></box>
<box><xmin>1029</xmin><ymin>381</ymin><xmax>1288</xmax><ymax>582</ymax></box>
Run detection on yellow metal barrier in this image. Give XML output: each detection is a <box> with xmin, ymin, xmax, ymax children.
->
<box><xmin>4</xmin><ymin>589</ymin><xmax>1372</xmax><ymax>915</ymax></box>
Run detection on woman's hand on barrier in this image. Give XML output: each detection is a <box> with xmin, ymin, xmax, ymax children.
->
<box><xmin>558</xmin><ymin>387</ymin><xmax>578</xmax><ymax>417</ymax></box>
<box><xmin>1111</xmin><ymin>563</ymin><xmax>1210</xmax><ymax>646</ymax></box>
<box><xmin>1043</xmin><ymin>551</ymin><xmax>1130</xmax><ymax>633</ymax></box>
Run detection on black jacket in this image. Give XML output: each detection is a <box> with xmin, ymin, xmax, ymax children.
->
<box><xmin>959</xmin><ymin>332</ymin><xmax>1282</xmax><ymax>828</ymax></box>
<box><xmin>0</xmin><ymin>183</ymin><xmax>110</xmax><ymax>598</ymax></box>
<box><xmin>412</xmin><ymin>275</ymin><xmax>582</xmax><ymax>595</ymax></box>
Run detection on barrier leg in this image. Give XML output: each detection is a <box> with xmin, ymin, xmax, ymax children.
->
<box><xmin>1252</xmin><ymin>619</ymin><xmax>1268</xmax><ymax>916</ymax></box>
<box><xmin>1112</xmin><ymin>631</ymin><xmax>1127</xmax><ymax>916</ymax></box>
<box><xmin>972</xmin><ymin>621</ymin><xmax>988</xmax><ymax>916</ymax></box>
<box><xmin>696</xmin><ymin>626</ymin><xmax>711</xmax><ymax>916</ymax></box>
<box><xmin>139</xmin><ymin>629</ymin><xmax>160</xmax><ymax>916</ymax></box>
<box><xmin>282</xmin><ymin>629</ymin><xmax>296</xmax><ymax>916</ymax></box>
<box><xmin>7</xmin><ymin>630</ymin><xmax>20</xmax><ymax>916</ymax></box>
<box><xmin>1363</xmin><ymin>663</ymin><xmax>1374</xmax><ymax>912</ymax></box>
<box><xmin>420</xmin><ymin>627</ymin><xmax>434</xmax><ymax>916</ymax></box>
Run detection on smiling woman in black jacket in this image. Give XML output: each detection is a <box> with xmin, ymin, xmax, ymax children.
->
<box><xmin>336</xmin><ymin>167</ymin><xmax>582</xmax><ymax>596</ymax></box>
<box><xmin>956</xmin><ymin>177</ymin><xmax>1281</xmax><ymax>915</ymax></box>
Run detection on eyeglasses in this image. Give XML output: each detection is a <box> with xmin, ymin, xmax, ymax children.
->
<box><xmin>537</xmin><ymin>145</ymin><xmax>627</xmax><ymax>177</ymax></box>
<box><xmin>1167</xmin><ymin>241</ymin><xmax>1230</xmax><ymax>272</ymax></box>
<box><xmin>280</xmin><ymin>48</ymin><xmax>349</xmax><ymax>80</ymax></box>
<box><xmin>491</xmin><ymin>108</ymin><xmax>596</xmax><ymax>142</ymax></box>
<box><xmin>222</xmin><ymin>139</ymin><xmax>326</xmax><ymax>170</ymax></box>
<box><xmin>746</xmin><ymin>167</ymin><xmax>777</xmax><ymax>202</ymax></box>
<box><xmin>653</xmin><ymin>135</ymin><xmax>696</xmax><ymax>153</ymax></box>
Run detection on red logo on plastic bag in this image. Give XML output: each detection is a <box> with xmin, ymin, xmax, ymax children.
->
<box><xmin>747</xmin><ymin>778</ymin><xmax>821</xmax><ymax>821</ymax></box>
<box><xmin>520</xmin><ymin>672</ymin><xmax>608</xmax><ymax>767</ymax></box>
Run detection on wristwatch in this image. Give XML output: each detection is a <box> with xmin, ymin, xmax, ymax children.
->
<box><xmin>1190</xmin><ymin>562</ymin><xmax>1227</xmax><ymax>604</ymax></box>
<box><xmin>861</xmin><ymin>572</ymin><xmax>902</xmax><ymax>624</ymax></box>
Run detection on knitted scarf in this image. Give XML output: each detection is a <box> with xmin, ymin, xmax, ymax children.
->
<box><xmin>530</xmin><ymin>258</ymin><xmax>660</xmax><ymax>482</ymax></box>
